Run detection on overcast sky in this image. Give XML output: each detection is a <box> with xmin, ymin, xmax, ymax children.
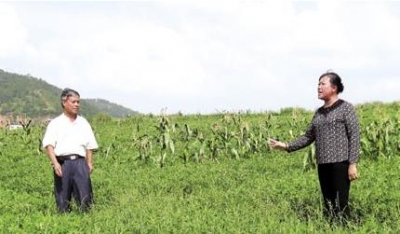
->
<box><xmin>1</xmin><ymin>1</ymin><xmax>399</xmax><ymax>114</ymax></box>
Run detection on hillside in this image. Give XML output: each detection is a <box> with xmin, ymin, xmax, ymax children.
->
<box><xmin>84</xmin><ymin>98</ymin><xmax>139</xmax><ymax>118</ymax></box>
<box><xmin>0</xmin><ymin>69</ymin><xmax>139</xmax><ymax>118</ymax></box>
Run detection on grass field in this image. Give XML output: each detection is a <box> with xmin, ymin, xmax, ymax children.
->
<box><xmin>1</xmin><ymin>106</ymin><xmax>400</xmax><ymax>233</ymax></box>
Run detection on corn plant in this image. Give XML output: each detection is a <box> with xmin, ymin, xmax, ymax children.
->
<box><xmin>303</xmin><ymin>143</ymin><xmax>316</xmax><ymax>171</ymax></box>
<box><xmin>361</xmin><ymin>118</ymin><xmax>397</xmax><ymax>159</ymax></box>
<box><xmin>133</xmin><ymin>134</ymin><xmax>153</xmax><ymax>162</ymax></box>
<box><xmin>155</xmin><ymin>114</ymin><xmax>175</xmax><ymax>167</ymax></box>
<box><xmin>207</xmin><ymin>123</ymin><xmax>222</xmax><ymax>161</ymax></box>
<box><xmin>210</xmin><ymin>113</ymin><xmax>244</xmax><ymax>159</ymax></box>
<box><xmin>180</xmin><ymin>123</ymin><xmax>206</xmax><ymax>163</ymax></box>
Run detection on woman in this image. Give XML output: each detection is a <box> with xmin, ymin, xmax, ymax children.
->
<box><xmin>269</xmin><ymin>71</ymin><xmax>360</xmax><ymax>220</ymax></box>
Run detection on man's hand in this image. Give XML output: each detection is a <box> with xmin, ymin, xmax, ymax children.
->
<box><xmin>53</xmin><ymin>162</ymin><xmax>63</xmax><ymax>177</ymax></box>
<box><xmin>87</xmin><ymin>162</ymin><xmax>94</xmax><ymax>174</ymax></box>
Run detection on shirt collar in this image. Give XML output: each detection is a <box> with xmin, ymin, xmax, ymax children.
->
<box><xmin>318</xmin><ymin>99</ymin><xmax>344</xmax><ymax>113</ymax></box>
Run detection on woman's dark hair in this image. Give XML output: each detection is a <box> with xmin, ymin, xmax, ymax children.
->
<box><xmin>319</xmin><ymin>71</ymin><xmax>344</xmax><ymax>94</ymax></box>
<box><xmin>60</xmin><ymin>88</ymin><xmax>80</xmax><ymax>107</ymax></box>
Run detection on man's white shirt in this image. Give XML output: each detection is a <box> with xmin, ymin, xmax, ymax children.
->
<box><xmin>42</xmin><ymin>113</ymin><xmax>98</xmax><ymax>157</ymax></box>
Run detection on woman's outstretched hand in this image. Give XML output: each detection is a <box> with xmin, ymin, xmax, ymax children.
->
<box><xmin>268</xmin><ymin>139</ymin><xmax>288</xmax><ymax>151</ymax></box>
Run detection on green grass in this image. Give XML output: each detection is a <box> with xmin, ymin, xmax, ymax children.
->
<box><xmin>1</xmin><ymin>145</ymin><xmax>400</xmax><ymax>233</ymax></box>
<box><xmin>1</xmin><ymin>107</ymin><xmax>400</xmax><ymax>233</ymax></box>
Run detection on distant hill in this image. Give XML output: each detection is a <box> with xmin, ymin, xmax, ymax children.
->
<box><xmin>84</xmin><ymin>98</ymin><xmax>139</xmax><ymax>118</ymax></box>
<box><xmin>0</xmin><ymin>69</ymin><xmax>139</xmax><ymax>118</ymax></box>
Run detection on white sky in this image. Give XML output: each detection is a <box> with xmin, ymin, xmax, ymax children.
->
<box><xmin>1</xmin><ymin>1</ymin><xmax>399</xmax><ymax>114</ymax></box>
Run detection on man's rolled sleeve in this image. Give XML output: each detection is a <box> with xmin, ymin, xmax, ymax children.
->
<box><xmin>42</xmin><ymin>121</ymin><xmax>56</xmax><ymax>149</ymax></box>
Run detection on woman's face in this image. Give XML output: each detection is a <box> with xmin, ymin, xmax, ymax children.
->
<box><xmin>318</xmin><ymin>76</ymin><xmax>337</xmax><ymax>101</ymax></box>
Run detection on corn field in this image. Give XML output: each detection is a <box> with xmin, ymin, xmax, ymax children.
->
<box><xmin>91</xmin><ymin>103</ymin><xmax>400</xmax><ymax>169</ymax></box>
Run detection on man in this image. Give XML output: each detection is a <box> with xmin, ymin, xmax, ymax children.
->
<box><xmin>42</xmin><ymin>88</ymin><xmax>98</xmax><ymax>213</ymax></box>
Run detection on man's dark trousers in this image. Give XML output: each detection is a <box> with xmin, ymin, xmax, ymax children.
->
<box><xmin>54</xmin><ymin>157</ymin><xmax>93</xmax><ymax>213</ymax></box>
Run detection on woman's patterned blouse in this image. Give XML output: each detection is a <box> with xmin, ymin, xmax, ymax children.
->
<box><xmin>287</xmin><ymin>99</ymin><xmax>360</xmax><ymax>164</ymax></box>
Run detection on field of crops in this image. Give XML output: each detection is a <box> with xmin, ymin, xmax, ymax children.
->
<box><xmin>1</xmin><ymin>102</ymin><xmax>400</xmax><ymax>233</ymax></box>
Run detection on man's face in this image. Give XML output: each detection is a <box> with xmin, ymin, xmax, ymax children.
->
<box><xmin>63</xmin><ymin>94</ymin><xmax>80</xmax><ymax>115</ymax></box>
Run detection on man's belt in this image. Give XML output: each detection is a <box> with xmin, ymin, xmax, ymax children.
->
<box><xmin>57</xmin><ymin>154</ymin><xmax>83</xmax><ymax>161</ymax></box>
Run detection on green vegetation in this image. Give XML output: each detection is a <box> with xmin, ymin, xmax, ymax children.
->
<box><xmin>0</xmin><ymin>69</ymin><xmax>138</xmax><ymax>118</ymax></box>
<box><xmin>1</xmin><ymin>102</ymin><xmax>400</xmax><ymax>233</ymax></box>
